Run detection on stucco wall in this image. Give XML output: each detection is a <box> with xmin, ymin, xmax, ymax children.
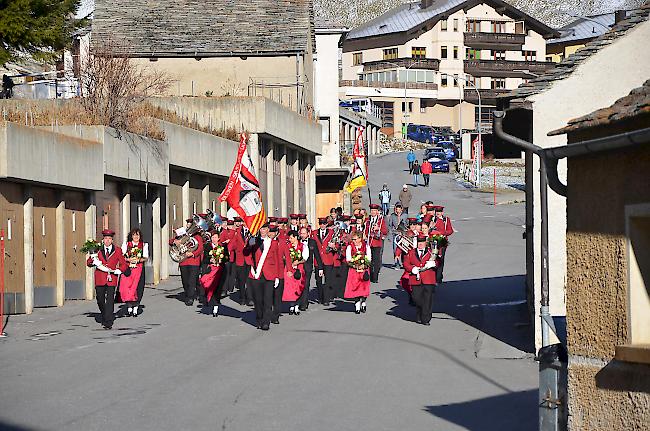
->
<box><xmin>527</xmin><ymin>19</ymin><xmax>650</xmax><ymax>350</ymax></box>
<box><xmin>565</xmin><ymin>135</ymin><xmax>650</xmax><ymax>430</ymax></box>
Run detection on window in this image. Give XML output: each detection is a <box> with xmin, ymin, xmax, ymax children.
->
<box><xmin>71</xmin><ymin>211</ymin><xmax>76</xmax><ymax>232</ymax></box>
<box><xmin>491</xmin><ymin>21</ymin><xmax>506</xmax><ymax>33</ymax></box>
<box><xmin>441</xmin><ymin>75</ymin><xmax>448</xmax><ymax>87</ymax></box>
<box><xmin>441</xmin><ymin>46</ymin><xmax>448</xmax><ymax>58</ymax></box>
<box><xmin>467</xmin><ymin>48</ymin><xmax>481</xmax><ymax>60</ymax></box>
<box><xmin>441</xmin><ymin>20</ymin><xmax>447</xmax><ymax>31</ymax></box>
<box><xmin>491</xmin><ymin>78</ymin><xmax>506</xmax><ymax>89</ymax></box>
<box><xmin>412</xmin><ymin>46</ymin><xmax>426</xmax><ymax>59</ymax></box>
<box><xmin>319</xmin><ymin>117</ymin><xmax>330</xmax><ymax>142</ymax></box>
<box><xmin>546</xmin><ymin>55</ymin><xmax>553</xmax><ymax>62</ymax></box>
<box><xmin>515</xmin><ymin>21</ymin><xmax>525</xmax><ymax>34</ymax></box>
<box><xmin>383</xmin><ymin>48</ymin><xmax>398</xmax><ymax>60</ymax></box>
<box><xmin>453</xmin><ymin>74</ymin><xmax>459</xmax><ymax>87</ymax></box>
<box><xmin>453</xmin><ymin>19</ymin><xmax>459</xmax><ymax>31</ymax></box>
<box><xmin>401</xmin><ymin>101</ymin><xmax>413</xmax><ymax>113</ymax></box>
<box><xmin>453</xmin><ymin>46</ymin><xmax>459</xmax><ymax>59</ymax></box>
<box><xmin>523</xmin><ymin>50</ymin><xmax>537</xmax><ymax>61</ymax></box>
<box><xmin>625</xmin><ymin>204</ymin><xmax>650</xmax><ymax>345</ymax></box>
<box><xmin>353</xmin><ymin>52</ymin><xmax>363</xmax><ymax>66</ymax></box>
<box><xmin>492</xmin><ymin>49</ymin><xmax>506</xmax><ymax>60</ymax></box>
<box><xmin>466</xmin><ymin>19</ymin><xmax>481</xmax><ymax>33</ymax></box>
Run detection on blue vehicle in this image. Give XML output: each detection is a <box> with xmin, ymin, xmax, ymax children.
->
<box><xmin>407</xmin><ymin>124</ymin><xmax>437</xmax><ymax>144</ymax></box>
<box><xmin>430</xmin><ymin>158</ymin><xmax>450</xmax><ymax>173</ymax></box>
<box><xmin>423</xmin><ymin>149</ymin><xmax>450</xmax><ymax>173</ymax></box>
<box><xmin>438</xmin><ymin>141</ymin><xmax>458</xmax><ymax>161</ymax></box>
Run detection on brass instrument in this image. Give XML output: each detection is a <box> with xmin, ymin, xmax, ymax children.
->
<box><xmin>326</xmin><ymin>221</ymin><xmax>348</xmax><ymax>253</ymax></box>
<box><xmin>395</xmin><ymin>226</ymin><xmax>415</xmax><ymax>253</ymax></box>
<box><xmin>169</xmin><ymin>215</ymin><xmax>203</xmax><ymax>263</ymax></box>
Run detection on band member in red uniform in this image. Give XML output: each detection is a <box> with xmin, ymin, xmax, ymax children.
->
<box><xmin>200</xmin><ymin>231</ymin><xmax>227</xmax><ymax>317</ymax></box>
<box><xmin>277</xmin><ymin>217</ymin><xmax>289</xmax><ymax>243</ymax></box>
<box><xmin>344</xmin><ymin>231</ymin><xmax>372</xmax><ymax>314</ymax></box>
<box><xmin>269</xmin><ymin>224</ymin><xmax>285</xmax><ymax>324</ymax></box>
<box><xmin>403</xmin><ymin>234</ymin><xmax>438</xmax><ymax>325</ymax></box>
<box><xmin>169</xmin><ymin>218</ymin><xmax>205</xmax><ymax>306</ymax></box>
<box><xmin>363</xmin><ymin>203</ymin><xmax>388</xmax><ymax>283</ymax></box>
<box><xmin>119</xmin><ymin>228</ymin><xmax>149</xmax><ymax>317</ymax></box>
<box><xmin>312</xmin><ymin>217</ymin><xmax>335</xmax><ymax>305</ymax></box>
<box><xmin>396</xmin><ymin>218</ymin><xmax>420</xmax><ymax>305</ymax></box>
<box><xmin>298</xmin><ymin>226</ymin><xmax>321</xmax><ymax>311</ymax></box>
<box><xmin>220</xmin><ymin>219</ymin><xmax>235</xmax><ymax>296</ymax></box>
<box><xmin>87</xmin><ymin>229</ymin><xmax>129</xmax><ymax>329</ymax></box>
<box><xmin>230</xmin><ymin>219</ymin><xmax>253</xmax><ymax>306</ymax></box>
<box><xmin>433</xmin><ymin>205</ymin><xmax>453</xmax><ymax>283</ymax></box>
<box><xmin>298</xmin><ymin>213</ymin><xmax>310</xmax><ymax>232</ymax></box>
<box><xmin>282</xmin><ymin>230</ymin><xmax>309</xmax><ymax>315</ymax></box>
<box><xmin>288</xmin><ymin>214</ymin><xmax>300</xmax><ymax>233</ymax></box>
<box><xmin>334</xmin><ymin>215</ymin><xmax>352</xmax><ymax>298</ymax></box>
<box><xmin>244</xmin><ymin>223</ymin><xmax>283</xmax><ymax>330</ymax></box>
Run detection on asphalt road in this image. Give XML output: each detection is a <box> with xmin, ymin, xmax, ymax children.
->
<box><xmin>0</xmin><ymin>150</ymin><xmax>537</xmax><ymax>431</ymax></box>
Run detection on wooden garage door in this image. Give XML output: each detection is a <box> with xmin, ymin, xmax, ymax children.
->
<box><xmin>0</xmin><ymin>181</ymin><xmax>25</xmax><ymax>313</ymax></box>
<box><xmin>33</xmin><ymin>187</ymin><xmax>57</xmax><ymax>307</ymax></box>
<box><xmin>64</xmin><ymin>191</ymin><xmax>86</xmax><ymax>300</ymax></box>
<box><xmin>96</xmin><ymin>181</ymin><xmax>121</xmax><ymax>240</ymax></box>
<box><xmin>168</xmin><ymin>183</ymin><xmax>182</xmax><ymax>230</ymax></box>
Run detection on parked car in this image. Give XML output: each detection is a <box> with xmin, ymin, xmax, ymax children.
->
<box><xmin>424</xmin><ymin>147</ymin><xmax>448</xmax><ymax>161</ymax></box>
<box><xmin>429</xmin><ymin>158</ymin><xmax>450</xmax><ymax>173</ymax></box>
<box><xmin>438</xmin><ymin>141</ymin><xmax>458</xmax><ymax>161</ymax></box>
<box><xmin>407</xmin><ymin>124</ymin><xmax>436</xmax><ymax>144</ymax></box>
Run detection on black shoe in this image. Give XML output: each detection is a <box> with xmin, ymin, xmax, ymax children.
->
<box><xmin>272</xmin><ymin>318</ymin><xmax>280</xmax><ymax>324</ymax></box>
<box><xmin>355</xmin><ymin>309</ymin><xmax>361</xmax><ymax>314</ymax></box>
<box><xmin>185</xmin><ymin>299</ymin><xmax>194</xmax><ymax>306</ymax></box>
<box><xmin>261</xmin><ymin>323</ymin><xmax>270</xmax><ymax>331</ymax></box>
<box><xmin>103</xmin><ymin>323</ymin><xmax>112</xmax><ymax>330</ymax></box>
<box><xmin>298</xmin><ymin>306</ymin><xmax>307</xmax><ymax>312</ymax></box>
<box><xmin>246</xmin><ymin>301</ymin><xmax>254</xmax><ymax>306</ymax></box>
<box><xmin>423</xmin><ymin>322</ymin><xmax>431</xmax><ymax>326</ymax></box>
<box><xmin>288</xmin><ymin>308</ymin><xmax>295</xmax><ymax>315</ymax></box>
<box><xmin>361</xmin><ymin>305</ymin><xmax>367</xmax><ymax>313</ymax></box>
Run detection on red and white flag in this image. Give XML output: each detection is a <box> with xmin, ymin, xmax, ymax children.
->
<box><xmin>346</xmin><ymin>126</ymin><xmax>368</xmax><ymax>193</ymax></box>
<box><xmin>219</xmin><ymin>133</ymin><xmax>266</xmax><ymax>235</ymax></box>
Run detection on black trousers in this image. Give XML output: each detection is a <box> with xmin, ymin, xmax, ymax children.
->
<box><xmin>250</xmin><ymin>275</ymin><xmax>274</xmax><ymax>326</ymax></box>
<box><xmin>370</xmin><ymin>246</ymin><xmax>383</xmax><ymax>283</ymax></box>
<box><xmin>207</xmin><ymin>268</ymin><xmax>227</xmax><ymax>307</ymax></box>
<box><xmin>299</xmin><ymin>264</ymin><xmax>313</xmax><ymax>309</ymax></box>
<box><xmin>412</xmin><ymin>284</ymin><xmax>434</xmax><ymax>324</ymax></box>
<box><xmin>273</xmin><ymin>279</ymin><xmax>284</xmax><ymax>320</ymax></box>
<box><xmin>224</xmin><ymin>262</ymin><xmax>235</xmax><ymax>294</ymax></box>
<box><xmin>95</xmin><ymin>285</ymin><xmax>116</xmax><ymax>325</ymax></box>
<box><xmin>423</xmin><ymin>174</ymin><xmax>430</xmax><ymax>186</ymax></box>
<box><xmin>408</xmin><ymin>161</ymin><xmax>414</xmax><ymax>173</ymax></box>
<box><xmin>236</xmin><ymin>264</ymin><xmax>253</xmax><ymax>304</ymax></box>
<box><xmin>136</xmin><ymin>267</ymin><xmax>146</xmax><ymax>305</ymax></box>
<box><xmin>322</xmin><ymin>265</ymin><xmax>335</xmax><ymax>304</ymax></box>
<box><xmin>436</xmin><ymin>248</ymin><xmax>447</xmax><ymax>283</ymax></box>
<box><xmin>180</xmin><ymin>265</ymin><xmax>200</xmax><ymax>300</ymax></box>
<box><xmin>334</xmin><ymin>265</ymin><xmax>348</xmax><ymax>298</ymax></box>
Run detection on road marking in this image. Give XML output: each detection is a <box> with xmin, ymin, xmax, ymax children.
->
<box><xmin>456</xmin><ymin>300</ymin><xmax>526</xmax><ymax>308</ymax></box>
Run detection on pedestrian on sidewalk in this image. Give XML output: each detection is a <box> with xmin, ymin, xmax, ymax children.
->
<box><xmin>406</xmin><ymin>150</ymin><xmax>416</xmax><ymax>173</ymax></box>
<box><xmin>412</xmin><ymin>160</ymin><xmax>421</xmax><ymax>186</ymax></box>
<box><xmin>398</xmin><ymin>185</ymin><xmax>412</xmax><ymax>214</ymax></box>
<box><xmin>378</xmin><ymin>184</ymin><xmax>391</xmax><ymax>216</ymax></box>
<box><xmin>421</xmin><ymin>159</ymin><xmax>433</xmax><ymax>187</ymax></box>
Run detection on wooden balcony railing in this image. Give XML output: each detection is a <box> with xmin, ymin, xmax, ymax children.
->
<box><xmin>340</xmin><ymin>80</ymin><xmax>438</xmax><ymax>91</ymax></box>
<box><xmin>463</xmin><ymin>88</ymin><xmax>510</xmax><ymax>102</ymax></box>
<box><xmin>464</xmin><ymin>59</ymin><xmax>555</xmax><ymax>78</ymax></box>
<box><xmin>464</xmin><ymin>32</ymin><xmax>526</xmax><ymax>49</ymax></box>
<box><xmin>362</xmin><ymin>57</ymin><xmax>440</xmax><ymax>72</ymax></box>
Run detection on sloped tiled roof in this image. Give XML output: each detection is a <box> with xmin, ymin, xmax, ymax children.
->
<box><xmin>346</xmin><ymin>0</ymin><xmax>558</xmax><ymax>41</ymax></box>
<box><xmin>546</xmin><ymin>12</ymin><xmax>616</xmax><ymax>45</ymax></box>
<box><xmin>548</xmin><ymin>79</ymin><xmax>650</xmax><ymax>135</ymax></box>
<box><xmin>93</xmin><ymin>0</ymin><xmax>313</xmax><ymax>56</ymax></box>
<box><xmin>501</xmin><ymin>3</ymin><xmax>650</xmax><ymax>106</ymax></box>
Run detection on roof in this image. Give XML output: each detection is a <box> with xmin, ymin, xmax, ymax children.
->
<box><xmin>346</xmin><ymin>0</ymin><xmax>558</xmax><ymax>41</ymax></box>
<box><xmin>548</xmin><ymin>79</ymin><xmax>650</xmax><ymax>135</ymax></box>
<box><xmin>501</xmin><ymin>3</ymin><xmax>650</xmax><ymax>106</ymax></box>
<box><xmin>546</xmin><ymin>12</ymin><xmax>616</xmax><ymax>46</ymax></box>
<box><xmin>315</xmin><ymin>15</ymin><xmax>347</xmax><ymax>31</ymax></box>
<box><xmin>92</xmin><ymin>0</ymin><xmax>313</xmax><ymax>57</ymax></box>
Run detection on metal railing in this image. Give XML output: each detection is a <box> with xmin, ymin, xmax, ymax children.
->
<box><xmin>340</xmin><ymin>80</ymin><xmax>438</xmax><ymax>90</ymax></box>
<box><xmin>362</xmin><ymin>57</ymin><xmax>440</xmax><ymax>72</ymax></box>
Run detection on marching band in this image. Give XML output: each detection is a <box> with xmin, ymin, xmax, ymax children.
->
<box><xmin>86</xmin><ymin>204</ymin><xmax>453</xmax><ymax>331</ymax></box>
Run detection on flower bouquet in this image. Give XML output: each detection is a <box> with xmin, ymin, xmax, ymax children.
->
<box><xmin>427</xmin><ymin>234</ymin><xmax>448</xmax><ymax>253</ymax></box>
<box><xmin>128</xmin><ymin>246</ymin><xmax>142</xmax><ymax>268</ymax></box>
<box><xmin>349</xmin><ymin>252</ymin><xmax>371</xmax><ymax>272</ymax></box>
<box><xmin>289</xmin><ymin>247</ymin><xmax>303</xmax><ymax>279</ymax></box>
<box><xmin>80</xmin><ymin>239</ymin><xmax>101</xmax><ymax>255</ymax></box>
<box><xmin>209</xmin><ymin>245</ymin><xmax>227</xmax><ymax>265</ymax></box>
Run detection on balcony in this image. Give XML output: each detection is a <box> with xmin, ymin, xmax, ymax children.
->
<box><xmin>463</xmin><ymin>88</ymin><xmax>510</xmax><ymax>103</ymax></box>
<box><xmin>464</xmin><ymin>32</ymin><xmax>526</xmax><ymax>50</ymax></box>
<box><xmin>464</xmin><ymin>59</ymin><xmax>555</xmax><ymax>78</ymax></box>
<box><xmin>362</xmin><ymin>57</ymin><xmax>440</xmax><ymax>72</ymax></box>
<box><xmin>340</xmin><ymin>80</ymin><xmax>438</xmax><ymax>91</ymax></box>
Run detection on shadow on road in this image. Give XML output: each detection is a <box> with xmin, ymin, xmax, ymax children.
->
<box><xmin>425</xmin><ymin>389</ymin><xmax>537</xmax><ymax>431</ymax></box>
<box><xmin>0</xmin><ymin>420</ymin><xmax>41</xmax><ymax>431</ymax></box>
<box><xmin>433</xmin><ymin>275</ymin><xmax>534</xmax><ymax>354</ymax></box>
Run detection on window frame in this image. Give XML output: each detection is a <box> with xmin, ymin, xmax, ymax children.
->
<box><xmin>352</xmin><ymin>52</ymin><xmax>363</xmax><ymax>66</ymax></box>
<box><xmin>411</xmin><ymin>46</ymin><xmax>426</xmax><ymax>60</ymax></box>
<box><xmin>441</xmin><ymin>20</ymin><xmax>448</xmax><ymax>31</ymax></box>
<box><xmin>383</xmin><ymin>47</ymin><xmax>399</xmax><ymax>60</ymax></box>
<box><xmin>453</xmin><ymin>46</ymin><xmax>459</xmax><ymax>59</ymax></box>
<box><xmin>441</xmin><ymin>45</ymin><xmax>448</xmax><ymax>59</ymax></box>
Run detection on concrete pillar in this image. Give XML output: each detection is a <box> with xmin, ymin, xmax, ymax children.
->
<box><xmin>22</xmin><ymin>186</ymin><xmax>34</xmax><ymax>314</ymax></box>
<box><xmin>280</xmin><ymin>145</ymin><xmax>287</xmax><ymax>216</ymax></box>
<box><xmin>55</xmin><ymin>195</ymin><xmax>65</xmax><ymax>307</ymax></box>
<box><xmin>201</xmin><ymin>178</ymin><xmax>210</xmax><ymax>214</ymax></box>
<box><xmin>249</xmin><ymin>133</ymin><xmax>260</xmax><ymax>176</ymax></box>
<box><xmin>266</xmin><ymin>142</ymin><xmax>274</xmax><ymax>216</ymax></box>
<box><xmin>84</xmin><ymin>192</ymin><xmax>96</xmax><ymax>299</ymax></box>
<box><xmin>373</xmin><ymin>127</ymin><xmax>379</xmax><ymax>154</ymax></box>
<box><xmin>220</xmin><ymin>201</ymin><xmax>228</xmax><ymax>218</ymax></box>
<box><xmin>152</xmin><ymin>189</ymin><xmax>162</xmax><ymax>285</ymax></box>
<box><xmin>121</xmin><ymin>184</ymin><xmax>131</xmax><ymax>244</ymax></box>
<box><xmin>293</xmin><ymin>150</ymin><xmax>300</xmax><ymax>214</ymax></box>
<box><xmin>304</xmin><ymin>155</ymin><xmax>311</xmax><ymax>220</ymax></box>
<box><xmin>181</xmin><ymin>175</ymin><xmax>190</xmax><ymax>222</ymax></box>
<box><xmin>309</xmin><ymin>157</ymin><xmax>317</xmax><ymax>225</ymax></box>
<box><xmin>161</xmin><ymin>187</ymin><xmax>170</xmax><ymax>280</ymax></box>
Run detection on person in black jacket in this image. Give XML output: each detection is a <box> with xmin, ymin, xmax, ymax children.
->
<box><xmin>298</xmin><ymin>226</ymin><xmax>322</xmax><ymax>311</ymax></box>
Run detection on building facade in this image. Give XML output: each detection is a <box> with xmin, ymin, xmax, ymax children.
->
<box><xmin>340</xmin><ymin>0</ymin><xmax>557</xmax><ymax>136</ymax></box>
<box><xmin>549</xmin><ymin>81</ymin><xmax>650</xmax><ymax>430</ymax></box>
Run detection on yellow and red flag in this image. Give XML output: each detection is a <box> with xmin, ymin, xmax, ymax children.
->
<box><xmin>346</xmin><ymin>126</ymin><xmax>368</xmax><ymax>193</ymax></box>
<box><xmin>219</xmin><ymin>133</ymin><xmax>266</xmax><ymax>235</ymax></box>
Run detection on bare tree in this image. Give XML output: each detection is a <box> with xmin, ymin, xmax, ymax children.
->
<box><xmin>78</xmin><ymin>39</ymin><xmax>172</xmax><ymax>131</ymax></box>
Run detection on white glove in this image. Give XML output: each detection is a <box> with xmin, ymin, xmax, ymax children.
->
<box><xmin>318</xmin><ymin>269</ymin><xmax>324</xmax><ymax>278</ymax></box>
<box><xmin>424</xmin><ymin>260</ymin><xmax>436</xmax><ymax>269</ymax></box>
<box><xmin>248</xmin><ymin>237</ymin><xmax>257</xmax><ymax>246</ymax></box>
<box><xmin>411</xmin><ymin>267</ymin><xmax>420</xmax><ymax>275</ymax></box>
<box><xmin>274</xmin><ymin>278</ymin><xmax>279</xmax><ymax>288</ymax></box>
<box><xmin>92</xmin><ymin>257</ymin><xmax>113</xmax><ymax>274</ymax></box>
<box><xmin>113</xmin><ymin>269</ymin><xmax>122</xmax><ymax>275</ymax></box>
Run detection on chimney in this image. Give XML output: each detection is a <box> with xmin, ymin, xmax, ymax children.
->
<box><xmin>421</xmin><ymin>0</ymin><xmax>434</xmax><ymax>9</ymax></box>
<box><xmin>614</xmin><ymin>10</ymin><xmax>627</xmax><ymax>24</ymax></box>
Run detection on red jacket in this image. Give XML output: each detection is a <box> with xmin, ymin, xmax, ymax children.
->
<box><xmin>244</xmin><ymin>236</ymin><xmax>283</xmax><ymax>280</ymax></box>
<box><xmin>229</xmin><ymin>228</ymin><xmax>248</xmax><ymax>266</ymax></box>
<box><xmin>312</xmin><ymin>228</ymin><xmax>336</xmax><ymax>266</ymax></box>
<box><xmin>433</xmin><ymin>216</ymin><xmax>454</xmax><ymax>237</ymax></box>
<box><xmin>363</xmin><ymin>216</ymin><xmax>388</xmax><ymax>248</ymax></box>
<box><xmin>402</xmin><ymin>247</ymin><xmax>438</xmax><ymax>286</ymax></box>
<box><xmin>421</xmin><ymin>161</ymin><xmax>433</xmax><ymax>174</ymax></box>
<box><xmin>86</xmin><ymin>246</ymin><xmax>129</xmax><ymax>287</ymax></box>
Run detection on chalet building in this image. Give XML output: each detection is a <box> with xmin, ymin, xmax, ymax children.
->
<box><xmin>340</xmin><ymin>0</ymin><xmax>558</xmax><ymax>136</ymax></box>
<box><xmin>93</xmin><ymin>0</ymin><xmax>315</xmax><ymax>116</ymax></box>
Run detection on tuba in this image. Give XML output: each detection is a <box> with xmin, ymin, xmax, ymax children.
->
<box><xmin>169</xmin><ymin>215</ymin><xmax>204</xmax><ymax>263</ymax></box>
<box><xmin>395</xmin><ymin>225</ymin><xmax>415</xmax><ymax>254</ymax></box>
<box><xmin>326</xmin><ymin>221</ymin><xmax>348</xmax><ymax>253</ymax></box>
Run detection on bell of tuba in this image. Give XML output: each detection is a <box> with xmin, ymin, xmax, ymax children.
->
<box><xmin>169</xmin><ymin>216</ymin><xmax>203</xmax><ymax>263</ymax></box>
<box><xmin>395</xmin><ymin>225</ymin><xmax>415</xmax><ymax>254</ymax></box>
